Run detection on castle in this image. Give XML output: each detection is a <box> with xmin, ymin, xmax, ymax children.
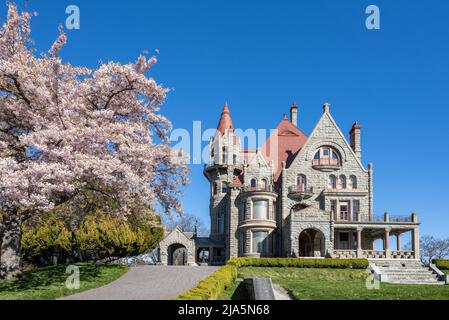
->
<box><xmin>158</xmin><ymin>102</ymin><xmax>420</xmax><ymax>265</ymax></box>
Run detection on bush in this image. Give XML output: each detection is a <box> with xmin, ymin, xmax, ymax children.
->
<box><xmin>434</xmin><ymin>259</ymin><xmax>449</xmax><ymax>270</ymax></box>
<box><xmin>174</xmin><ymin>257</ymin><xmax>369</xmax><ymax>300</ymax></box>
<box><xmin>227</xmin><ymin>257</ymin><xmax>369</xmax><ymax>269</ymax></box>
<box><xmin>174</xmin><ymin>264</ymin><xmax>238</xmax><ymax>300</ymax></box>
<box><xmin>21</xmin><ymin>210</ymin><xmax>164</xmax><ymax>266</ymax></box>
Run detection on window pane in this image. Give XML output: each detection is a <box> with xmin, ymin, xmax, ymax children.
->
<box><xmin>252</xmin><ymin>231</ymin><xmax>268</xmax><ymax>253</ymax></box>
<box><xmin>253</xmin><ymin>200</ymin><xmax>268</xmax><ymax>219</ymax></box>
<box><xmin>323</xmin><ymin>149</ymin><xmax>329</xmax><ymax>156</ymax></box>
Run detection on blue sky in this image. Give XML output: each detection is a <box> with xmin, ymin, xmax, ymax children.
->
<box><xmin>3</xmin><ymin>0</ymin><xmax>449</xmax><ymax>238</ymax></box>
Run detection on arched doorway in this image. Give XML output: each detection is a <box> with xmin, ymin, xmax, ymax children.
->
<box><xmin>168</xmin><ymin>243</ymin><xmax>188</xmax><ymax>265</ymax></box>
<box><xmin>298</xmin><ymin>229</ymin><xmax>325</xmax><ymax>257</ymax></box>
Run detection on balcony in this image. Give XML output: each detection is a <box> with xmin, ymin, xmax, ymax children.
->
<box><xmin>312</xmin><ymin>158</ymin><xmax>341</xmax><ymax>172</ymax></box>
<box><xmin>243</xmin><ymin>185</ymin><xmax>277</xmax><ymax>197</ymax></box>
<box><xmin>238</xmin><ymin>219</ymin><xmax>277</xmax><ymax>229</ymax></box>
<box><xmin>288</xmin><ymin>185</ymin><xmax>314</xmax><ymax>200</ymax></box>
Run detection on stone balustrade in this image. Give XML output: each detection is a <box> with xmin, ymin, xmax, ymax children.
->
<box><xmin>331</xmin><ymin>250</ymin><xmax>416</xmax><ymax>259</ymax></box>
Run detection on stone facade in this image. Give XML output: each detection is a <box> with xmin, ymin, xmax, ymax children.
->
<box><xmin>158</xmin><ymin>102</ymin><xmax>421</xmax><ymax>265</ymax></box>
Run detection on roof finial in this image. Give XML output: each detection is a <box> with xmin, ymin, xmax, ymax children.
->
<box><xmin>323</xmin><ymin>102</ymin><xmax>330</xmax><ymax>113</ymax></box>
<box><xmin>283</xmin><ymin>113</ymin><xmax>288</xmax><ymax>120</ymax></box>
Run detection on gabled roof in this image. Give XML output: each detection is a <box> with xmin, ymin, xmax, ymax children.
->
<box><xmin>260</xmin><ymin>116</ymin><xmax>308</xmax><ymax>181</ymax></box>
<box><xmin>216</xmin><ymin>102</ymin><xmax>234</xmax><ymax>135</ymax></box>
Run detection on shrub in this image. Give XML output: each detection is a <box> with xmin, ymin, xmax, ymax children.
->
<box><xmin>434</xmin><ymin>259</ymin><xmax>449</xmax><ymax>270</ymax></box>
<box><xmin>227</xmin><ymin>257</ymin><xmax>369</xmax><ymax>269</ymax></box>
<box><xmin>174</xmin><ymin>264</ymin><xmax>238</xmax><ymax>300</ymax></box>
<box><xmin>174</xmin><ymin>257</ymin><xmax>369</xmax><ymax>300</ymax></box>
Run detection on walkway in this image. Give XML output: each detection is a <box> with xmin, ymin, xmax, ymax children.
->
<box><xmin>63</xmin><ymin>265</ymin><xmax>220</xmax><ymax>300</ymax></box>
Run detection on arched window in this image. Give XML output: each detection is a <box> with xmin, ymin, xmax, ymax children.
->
<box><xmin>296</xmin><ymin>174</ymin><xmax>307</xmax><ymax>192</ymax></box>
<box><xmin>233</xmin><ymin>154</ymin><xmax>237</xmax><ymax>165</ymax></box>
<box><xmin>213</xmin><ymin>182</ymin><xmax>218</xmax><ymax>195</ymax></box>
<box><xmin>348</xmin><ymin>175</ymin><xmax>357</xmax><ymax>189</ymax></box>
<box><xmin>338</xmin><ymin>175</ymin><xmax>347</xmax><ymax>189</ymax></box>
<box><xmin>250</xmin><ymin>178</ymin><xmax>257</xmax><ymax>189</ymax></box>
<box><xmin>261</xmin><ymin>178</ymin><xmax>269</xmax><ymax>191</ymax></box>
<box><xmin>313</xmin><ymin>147</ymin><xmax>341</xmax><ymax>166</ymax></box>
<box><xmin>328</xmin><ymin>175</ymin><xmax>337</xmax><ymax>189</ymax></box>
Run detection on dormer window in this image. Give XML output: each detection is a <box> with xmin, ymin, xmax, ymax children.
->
<box><xmin>261</xmin><ymin>179</ymin><xmax>269</xmax><ymax>191</ymax></box>
<box><xmin>313</xmin><ymin>147</ymin><xmax>341</xmax><ymax>168</ymax></box>
<box><xmin>250</xmin><ymin>178</ymin><xmax>257</xmax><ymax>189</ymax></box>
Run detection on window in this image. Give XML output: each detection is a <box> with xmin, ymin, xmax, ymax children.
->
<box><xmin>328</xmin><ymin>175</ymin><xmax>337</xmax><ymax>189</ymax></box>
<box><xmin>352</xmin><ymin>200</ymin><xmax>360</xmax><ymax>221</ymax></box>
<box><xmin>221</xmin><ymin>182</ymin><xmax>227</xmax><ymax>194</ymax></box>
<box><xmin>313</xmin><ymin>147</ymin><xmax>340</xmax><ymax>166</ymax></box>
<box><xmin>222</xmin><ymin>146</ymin><xmax>227</xmax><ymax>163</ymax></box>
<box><xmin>339</xmin><ymin>201</ymin><xmax>349</xmax><ymax>221</ymax></box>
<box><xmin>261</xmin><ymin>179</ymin><xmax>269</xmax><ymax>191</ymax></box>
<box><xmin>296</xmin><ymin>174</ymin><xmax>307</xmax><ymax>191</ymax></box>
<box><xmin>339</xmin><ymin>232</ymin><xmax>349</xmax><ymax>250</ymax></box>
<box><xmin>330</xmin><ymin>200</ymin><xmax>337</xmax><ymax>217</ymax></box>
<box><xmin>338</xmin><ymin>175</ymin><xmax>347</xmax><ymax>189</ymax></box>
<box><xmin>253</xmin><ymin>200</ymin><xmax>268</xmax><ymax>220</ymax></box>
<box><xmin>349</xmin><ymin>175</ymin><xmax>357</xmax><ymax>189</ymax></box>
<box><xmin>242</xmin><ymin>202</ymin><xmax>247</xmax><ymax>221</ymax></box>
<box><xmin>217</xmin><ymin>206</ymin><xmax>225</xmax><ymax>233</ymax></box>
<box><xmin>252</xmin><ymin>231</ymin><xmax>269</xmax><ymax>253</ymax></box>
<box><xmin>233</xmin><ymin>154</ymin><xmax>237</xmax><ymax>165</ymax></box>
<box><xmin>250</xmin><ymin>178</ymin><xmax>257</xmax><ymax>189</ymax></box>
<box><xmin>213</xmin><ymin>182</ymin><xmax>218</xmax><ymax>195</ymax></box>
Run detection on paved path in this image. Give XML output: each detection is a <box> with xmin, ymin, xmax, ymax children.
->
<box><xmin>63</xmin><ymin>266</ymin><xmax>219</xmax><ymax>300</ymax></box>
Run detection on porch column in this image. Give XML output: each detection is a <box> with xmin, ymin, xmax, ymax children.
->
<box><xmin>412</xmin><ymin>228</ymin><xmax>420</xmax><ymax>259</ymax></box>
<box><xmin>356</xmin><ymin>228</ymin><xmax>363</xmax><ymax>258</ymax></box>
<box><xmin>384</xmin><ymin>229</ymin><xmax>391</xmax><ymax>258</ymax></box>
<box><xmin>396</xmin><ymin>233</ymin><xmax>401</xmax><ymax>251</ymax></box>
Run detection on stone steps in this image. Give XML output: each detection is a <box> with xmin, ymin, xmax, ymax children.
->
<box><xmin>369</xmin><ymin>259</ymin><xmax>445</xmax><ymax>285</ymax></box>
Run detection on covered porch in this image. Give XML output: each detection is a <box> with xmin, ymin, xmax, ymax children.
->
<box><xmin>331</xmin><ymin>213</ymin><xmax>420</xmax><ymax>259</ymax></box>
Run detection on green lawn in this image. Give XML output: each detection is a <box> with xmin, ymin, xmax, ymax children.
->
<box><xmin>221</xmin><ymin>267</ymin><xmax>449</xmax><ymax>300</ymax></box>
<box><xmin>0</xmin><ymin>263</ymin><xmax>128</xmax><ymax>300</ymax></box>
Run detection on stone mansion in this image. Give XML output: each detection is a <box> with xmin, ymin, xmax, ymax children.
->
<box><xmin>158</xmin><ymin>102</ymin><xmax>421</xmax><ymax>266</ymax></box>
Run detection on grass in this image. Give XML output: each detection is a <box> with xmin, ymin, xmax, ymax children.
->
<box><xmin>221</xmin><ymin>267</ymin><xmax>449</xmax><ymax>300</ymax></box>
<box><xmin>0</xmin><ymin>263</ymin><xmax>128</xmax><ymax>300</ymax></box>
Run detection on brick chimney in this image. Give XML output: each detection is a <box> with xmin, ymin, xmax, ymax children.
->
<box><xmin>290</xmin><ymin>103</ymin><xmax>298</xmax><ymax>127</ymax></box>
<box><xmin>350</xmin><ymin>122</ymin><xmax>361</xmax><ymax>161</ymax></box>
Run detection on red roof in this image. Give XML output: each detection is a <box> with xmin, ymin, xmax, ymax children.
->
<box><xmin>216</xmin><ymin>102</ymin><xmax>234</xmax><ymax>135</ymax></box>
<box><xmin>260</xmin><ymin>116</ymin><xmax>308</xmax><ymax>181</ymax></box>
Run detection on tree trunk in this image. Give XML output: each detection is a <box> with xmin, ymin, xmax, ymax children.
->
<box><xmin>0</xmin><ymin>211</ymin><xmax>22</xmax><ymax>280</ymax></box>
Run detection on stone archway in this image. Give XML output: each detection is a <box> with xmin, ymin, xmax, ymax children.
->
<box><xmin>168</xmin><ymin>243</ymin><xmax>188</xmax><ymax>265</ymax></box>
<box><xmin>298</xmin><ymin>228</ymin><xmax>325</xmax><ymax>257</ymax></box>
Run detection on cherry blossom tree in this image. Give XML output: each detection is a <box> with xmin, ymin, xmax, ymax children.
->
<box><xmin>0</xmin><ymin>3</ymin><xmax>188</xmax><ymax>279</ymax></box>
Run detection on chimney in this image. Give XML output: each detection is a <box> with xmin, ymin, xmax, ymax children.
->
<box><xmin>290</xmin><ymin>103</ymin><xmax>298</xmax><ymax>127</ymax></box>
<box><xmin>350</xmin><ymin>122</ymin><xmax>362</xmax><ymax>161</ymax></box>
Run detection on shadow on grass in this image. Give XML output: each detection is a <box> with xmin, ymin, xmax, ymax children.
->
<box><xmin>230</xmin><ymin>282</ymin><xmax>250</xmax><ymax>300</ymax></box>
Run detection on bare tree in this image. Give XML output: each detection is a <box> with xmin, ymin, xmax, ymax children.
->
<box><xmin>419</xmin><ymin>236</ymin><xmax>449</xmax><ymax>265</ymax></box>
<box><xmin>163</xmin><ymin>213</ymin><xmax>209</xmax><ymax>237</ymax></box>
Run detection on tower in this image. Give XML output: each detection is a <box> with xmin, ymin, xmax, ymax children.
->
<box><xmin>204</xmin><ymin>103</ymin><xmax>242</xmax><ymax>260</ymax></box>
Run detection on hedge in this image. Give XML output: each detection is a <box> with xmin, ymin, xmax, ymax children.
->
<box><xmin>174</xmin><ymin>258</ymin><xmax>369</xmax><ymax>300</ymax></box>
<box><xmin>228</xmin><ymin>258</ymin><xmax>369</xmax><ymax>269</ymax></box>
<box><xmin>434</xmin><ymin>259</ymin><xmax>449</xmax><ymax>270</ymax></box>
